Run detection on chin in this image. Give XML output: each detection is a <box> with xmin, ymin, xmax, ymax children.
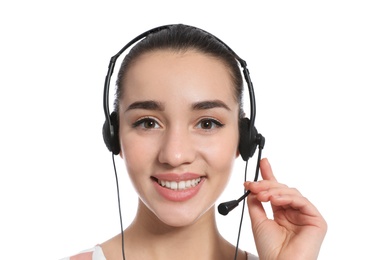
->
<box><xmin>146</xmin><ymin>200</ymin><xmax>213</xmax><ymax>228</ymax></box>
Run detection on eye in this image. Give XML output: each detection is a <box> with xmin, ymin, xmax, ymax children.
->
<box><xmin>132</xmin><ymin>117</ymin><xmax>161</xmax><ymax>129</ymax></box>
<box><xmin>196</xmin><ymin>118</ymin><xmax>224</xmax><ymax>130</ymax></box>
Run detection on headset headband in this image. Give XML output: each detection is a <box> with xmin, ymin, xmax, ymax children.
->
<box><xmin>102</xmin><ymin>24</ymin><xmax>260</xmax><ymax>161</ymax></box>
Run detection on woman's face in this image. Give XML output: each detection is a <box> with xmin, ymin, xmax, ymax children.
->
<box><xmin>118</xmin><ymin>49</ymin><xmax>240</xmax><ymax>227</ymax></box>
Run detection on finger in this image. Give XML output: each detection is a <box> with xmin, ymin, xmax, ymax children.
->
<box><xmin>246</xmin><ymin>193</ymin><xmax>268</xmax><ymax>229</ymax></box>
<box><xmin>269</xmin><ymin>194</ymin><xmax>324</xmax><ymax>219</ymax></box>
<box><xmin>244</xmin><ymin>180</ymin><xmax>288</xmax><ymax>194</ymax></box>
<box><xmin>259</xmin><ymin>158</ymin><xmax>277</xmax><ymax>182</ymax></box>
<box><xmin>255</xmin><ymin>187</ymin><xmax>302</xmax><ymax>202</ymax></box>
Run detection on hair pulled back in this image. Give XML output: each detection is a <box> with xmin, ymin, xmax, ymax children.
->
<box><xmin>114</xmin><ymin>24</ymin><xmax>244</xmax><ymax>117</ymax></box>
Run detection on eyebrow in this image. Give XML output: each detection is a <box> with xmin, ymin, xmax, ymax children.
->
<box><xmin>192</xmin><ymin>100</ymin><xmax>231</xmax><ymax>111</ymax></box>
<box><xmin>126</xmin><ymin>100</ymin><xmax>165</xmax><ymax>111</ymax></box>
<box><xmin>125</xmin><ymin>99</ymin><xmax>230</xmax><ymax>112</ymax></box>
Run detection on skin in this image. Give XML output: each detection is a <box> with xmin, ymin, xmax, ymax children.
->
<box><xmin>101</xmin><ymin>49</ymin><xmax>327</xmax><ymax>260</ymax></box>
<box><xmin>245</xmin><ymin>159</ymin><xmax>327</xmax><ymax>260</ymax></box>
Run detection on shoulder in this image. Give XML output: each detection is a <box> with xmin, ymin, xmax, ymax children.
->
<box><xmin>60</xmin><ymin>245</ymin><xmax>106</xmax><ymax>260</ymax></box>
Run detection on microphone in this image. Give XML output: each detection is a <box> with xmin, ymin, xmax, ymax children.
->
<box><xmin>218</xmin><ymin>190</ymin><xmax>251</xmax><ymax>215</ymax></box>
<box><xmin>218</xmin><ymin>133</ymin><xmax>265</xmax><ymax>216</ymax></box>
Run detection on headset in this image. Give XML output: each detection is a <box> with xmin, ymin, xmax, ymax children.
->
<box><xmin>102</xmin><ymin>24</ymin><xmax>265</xmax><ymax>260</ymax></box>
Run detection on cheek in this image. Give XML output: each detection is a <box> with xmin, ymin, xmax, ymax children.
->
<box><xmin>119</xmin><ymin>132</ymin><xmax>157</xmax><ymax>181</ymax></box>
<box><xmin>200</xmin><ymin>130</ymin><xmax>239</xmax><ymax>175</ymax></box>
<box><xmin>119</xmin><ymin>134</ymin><xmax>164</xmax><ymax>208</ymax></box>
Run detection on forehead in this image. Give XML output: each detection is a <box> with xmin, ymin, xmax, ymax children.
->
<box><xmin>121</xmin><ymin>49</ymin><xmax>237</xmax><ymax>103</ymax></box>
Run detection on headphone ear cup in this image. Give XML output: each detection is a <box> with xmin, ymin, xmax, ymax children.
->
<box><xmin>238</xmin><ymin>117</ymin><xmax>258</xmax><ymax>161</ymax></box>
<box><xmin>102</xmin><ymin>112</ymin><xmax>121</xmax><ymax>155</ymax></box>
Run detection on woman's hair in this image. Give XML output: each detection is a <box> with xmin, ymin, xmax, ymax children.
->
<box><xmin>114</xmin><ymin>24</ymin><xmax>244</xmax><ymax>117</ymax></box>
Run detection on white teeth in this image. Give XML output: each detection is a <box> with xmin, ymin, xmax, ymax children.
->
<box><xmin>158</xmin><ymin>178</ymin><xmax>201</xmax><ymax>190</ymax></box>
<box><xmin>170</xmin><ymin>181</ymin><xmax>178</xmax><ymax>190</ymax></box>
<box><xmin>178</xmin><ymin>181</ymin><xmax>186</xmax><ymax>190</ymax></box>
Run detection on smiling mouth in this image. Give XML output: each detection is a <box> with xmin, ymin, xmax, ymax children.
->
<box><xmin>154</xmin><ymin>177</ymin><xmax>202</xmax><ymax>191</ymax></box>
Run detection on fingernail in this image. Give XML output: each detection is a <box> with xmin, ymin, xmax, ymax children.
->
<box><xmin>244</xmin><ymin>181</ymin><xmax>259</xmax><ymax>187</ymax></box>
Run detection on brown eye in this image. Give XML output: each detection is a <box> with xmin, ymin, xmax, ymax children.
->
<box><xmin>132</xmin><ymin>118</ymin><xmax>161</xmax><ymax>129</ymax></box>
<box><xmin>197</xmin><ymin>119</ymin><xmax>224</xmax><ymax>130</ymax></box>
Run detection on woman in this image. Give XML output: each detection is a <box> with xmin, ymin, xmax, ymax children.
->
<box><xmin>63</xmin><ymin>24</ymin><xmax>327</xmax><ymax>260</ymax></box>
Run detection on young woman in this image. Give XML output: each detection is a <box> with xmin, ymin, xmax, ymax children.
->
<box><xmin>63</xmin><ymin>24</ymin><xmax>327</xmax><ymax>260</ymax></box>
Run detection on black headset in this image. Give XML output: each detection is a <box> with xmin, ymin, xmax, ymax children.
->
<box><xmin>101</xmin><ymin>24</ymin><xmax>265</xmax><ymax>260</ymax></box>
<box><xmin>102</xmin><ymin>24</ymin><xmax>263</xmax><ymax>162</ymax></box>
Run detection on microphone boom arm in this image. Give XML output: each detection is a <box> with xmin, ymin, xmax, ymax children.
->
<box><xmin>217</xmin><ymin>134</ymin><xmax>265</xmax><ymax>216</ymax></box>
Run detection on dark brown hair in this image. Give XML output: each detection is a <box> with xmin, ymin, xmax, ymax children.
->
<box><xmin>114</xmin><ymin>24</ymin><xmax>244</xmax><ymax>117</ymax></box>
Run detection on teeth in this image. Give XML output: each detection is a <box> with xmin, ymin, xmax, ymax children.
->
<box><xmin>158</xmin><ymin>178</ymin><xmax>201</xmax><ymax>190</ymax></box>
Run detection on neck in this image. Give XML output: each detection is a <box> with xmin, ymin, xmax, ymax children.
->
<box><xmin>121</xmin><ymin>199</ymin><xmax>238</xmax><ymax>260</ymax></box>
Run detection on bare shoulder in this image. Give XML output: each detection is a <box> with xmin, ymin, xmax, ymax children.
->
<box><xmin>61</xmin><ymin>246</ymin><xmax>105</xmax><ymax>260</ymax></box>
<box><xmin>99</xmin><ymin>234</ymin><xmax>123</xmax><ymax>260</ymax></box>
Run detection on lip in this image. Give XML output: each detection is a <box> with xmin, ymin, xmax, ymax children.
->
<box><xmin>152</xmin><ymin>173</ymin><xmax>202</xmax><ymax>181</ymax></box>
<box><xmin>151</xmin><ymin>173</ymin><xmax>205</xmax><ymax>202</ymax></box>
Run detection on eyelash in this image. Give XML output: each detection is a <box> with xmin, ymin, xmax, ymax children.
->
<box><xmin>131</xmin><ymin>117</ymin><xmax>224</xmax><ymax>130</ymax></box>
<box><xmin>132</xmin><ymin>117</ymin><xmax>160</xmax><ymax>129</ymax></box>
<box><xmin>196</xmin><ymin>118</ymin><xmax>224</xmax><ymax>130</ymax></box>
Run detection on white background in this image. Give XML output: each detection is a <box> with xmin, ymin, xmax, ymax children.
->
<box><xmin>1</xmin><ymin>1</ymin><xmax>374</xmax><ymax>259</ymax></box>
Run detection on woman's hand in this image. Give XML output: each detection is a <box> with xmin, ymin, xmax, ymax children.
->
<box><xmin>244</xmin><ymin>158</ymin><xmax>327</xmax><ymax>260</ymax></box>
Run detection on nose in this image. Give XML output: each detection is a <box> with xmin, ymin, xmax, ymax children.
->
<box><xmin>158</xmin><ymin>126</ymin><xmax>196</xmax><ymax>167</ymax></box>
